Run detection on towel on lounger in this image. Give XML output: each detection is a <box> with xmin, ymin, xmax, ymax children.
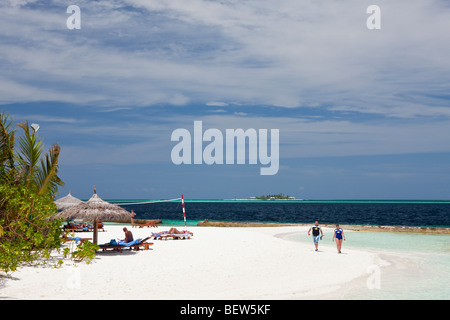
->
<box><xmin>118</xmin><ymin>238</ymin><xmax>142</xmax><ymax>246</ymax></box>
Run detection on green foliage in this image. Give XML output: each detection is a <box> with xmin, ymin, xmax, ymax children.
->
<box><xmin>0</xmin><ymin>110</ymin><xmax>81</xmax><ymax>273</ymax></box>
<box><xmin>62</xmin><ymin>247</ymin><xmax>71</xmax><ymax>258</ymax></box>
<box><xmin>0</xmin><ymin>110</ymin><xmax>99</xmax><ymax>273</ymax></box>
<box><xmin>0</xmin><ymin>184</ymin><xmax>63</xmax><ymax>272</ymax></box>
<box><xmin>71</xmin><ymin>241</ymin><xmax>100</xmax><ymax>264</ymax></box>
<box><xmin>0</xmin><ymin>112</ymin><xmax>64</xmax><ymax>197</ymax></box>
<box><xmin>16</xmin><ymin>121</ymin><xmax>44</xmax><ymax>189</ymax></box>
<box><xmin>0</xmin><ymin>111</ymin><xmax>16</xmax><ymax>182</ymax></box>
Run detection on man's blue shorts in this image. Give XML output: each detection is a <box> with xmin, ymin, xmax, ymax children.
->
<box><xmin>313</xmin><ymin>235</ymin><xmax>320</xmax><ymax>244</ymax></box>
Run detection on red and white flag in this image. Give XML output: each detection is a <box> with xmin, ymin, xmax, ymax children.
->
<box><xmin>182</xmin><ymin>194</ymin><xmax>187</xmax><ymax>230</ymax></box>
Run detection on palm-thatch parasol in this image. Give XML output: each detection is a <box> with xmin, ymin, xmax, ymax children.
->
<box><xmin>54</xmin><ymin>191</ymin><xmax>84</xmax><ymax>210</ymax></box>
<box><xmin>54</xmin><ymin>187</ymin><xmax>133</xmax><ymax>245</ymax></box>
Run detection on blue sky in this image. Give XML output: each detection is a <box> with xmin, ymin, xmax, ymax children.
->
<box><xmin>1</xmin><ymin>0</ymin><xmax>450</xmax><ymax>200</ymax></box>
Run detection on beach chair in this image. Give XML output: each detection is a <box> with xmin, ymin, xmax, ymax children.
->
<box><xmin>171</xmin><ymin>233</ymin><xmax>193</xmax><ymax>240</ymax></box>
<box><xmin>119</xmin><ymin>237</ymin><xmax>153</xmax><ymax>251</ymax></box>
<box><xmin>63</xmin><ymin>221</ymin><xmax>95</xmax><ymax>232</ymax></box>
<box><xmin>62</xmin><ymin>236</ymin><xmax>92</xmax><ymax>244</ymax></box>
<box><xmin>99</xmin><ymin>237</ymin><xmax>153</xmax><ymax>252</ymax></box>
<box><xmin>131</xmin><ymin>218</ymin><xmax>158</xmax><ymax>228</ymax></box>
<box><xmin>139</xmin><ymin>221</ymin><xmax>158</xmax><ymax>228</ymax></box>
<box><xmin>151</xmin><ymin>231</ymin><xmax>168</xmax><ymax>240</ymax></box>
<box><xmin>63</xmin><ymin>223</ymin><xmax>86</xmax><ymax>233</ymax></box>
<box><xmin>151</xmin><ymin>230</ymin><xmax>193</xmax><ymax>240</ymax></box>
<box><xmin>130</xmin><ymin>237</ymin><xmax>154</xmax><ymax>250</ymax></box>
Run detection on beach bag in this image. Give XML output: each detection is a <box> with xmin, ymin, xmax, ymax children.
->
<box><xmin>109</xmin><ymin>239</ymin><xmax>118</xmax><ymax>246</ymax></box>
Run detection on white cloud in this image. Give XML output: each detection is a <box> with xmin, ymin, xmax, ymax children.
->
<box><xmin>0</xmin><ymin>0</ymin><xmax>448</xmax><ymax>118</ymax></box>
<box><xmin>17</xmin><ymin>115</ymin><xmax>82</xmax><ymax>124</ymax></box>
<box><xmin>206</xmin><ymin>102</ymin><xmax>228</xmax><ymax>107</ymax></box>
<box><xmin>4</xmin><ymin>0</ymin><xmax>37</xmax><ymax>8</ymax></box>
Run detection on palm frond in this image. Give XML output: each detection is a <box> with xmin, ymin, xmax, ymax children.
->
<box><xmin>16</xmin><ymin>121</ymin><xmax>43</xmax><ymax>188</ymax></box>
<box><xmin>36</xmin><ymin>143</ymin><xmax>64</xmax><ymax>198</ymax></box>
<box><xmin>1</xmin><ymin>112</ymin><xmax>64</xmax><ymax>197</ymax></box>
<box><xmin>0</xmin><ymin>111</ymin><xmax>16</xmax><ymax>174</ymax></box>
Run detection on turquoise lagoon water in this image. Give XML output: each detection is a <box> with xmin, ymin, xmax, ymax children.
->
<box><xmin>281</xmin><ymin>229</ymin><xmax>450</xmax><ymax>299</ymax></box>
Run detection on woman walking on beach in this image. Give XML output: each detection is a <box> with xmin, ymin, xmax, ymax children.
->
<box><xmin>332</xmin><ymin>224</ymin><xmax>345</xmax><ymax>253</ymax></box>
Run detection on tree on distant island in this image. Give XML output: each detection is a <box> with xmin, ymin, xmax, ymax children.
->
<box><xmin>254</xmin><ymin>193</ymin><xmax>294</xmax><ymax>200</ymax></box>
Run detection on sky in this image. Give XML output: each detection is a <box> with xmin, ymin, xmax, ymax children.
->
<box><xmin>1</xmin><ymin>0</ymin><xmax>450</xmax><ymax>200</ymax></box>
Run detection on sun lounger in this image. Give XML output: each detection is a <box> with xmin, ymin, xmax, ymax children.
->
<box><xmin>139</xmin><ymin>221</ymin><xmax>158</xmax><ymax>228</ymax></box>
<box><xmin>151</xmin><ymin>231</ymin><xmax>193</xmax><ymax>240</ymax></box>
<box><xmin>131</xmin><ymin>218</ymin><xmax>158</xmax><ymax>228</ymax></box>
<box><xmin>99</xmin><ymin>237</ymin><xmax>154</xmax><ymax>252</ymax></box>
<box><xmin>62</xmin><ymin>236</ymin><xmax>92</xmax><ymax>244</ymax></box>
<box><xmin>120</xmin><ymin>237</ymin><xmax>153</xmax><ymax>250</ymax></box>
<box><xmin>63</xmin><ymin>222</ymin><xmax>92</xmax><ymax>232</ymax></box>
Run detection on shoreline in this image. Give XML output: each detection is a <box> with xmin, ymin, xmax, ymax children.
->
<box><xmin>1</xmin><ymin>224</ymin><xmax>448</xmax><ymax>299</ymax></box>
<box><xmin>101</xmin><ymin>218</ymin><xmax>450</xmax><ymax>234</ymax></box>
<box><xmin>196</xmin><ymin>220</ymin><xmax>450</xmax><ymax>234</ymax></box>
<box><xmin>1</xmin><ymin>225</ymin><xmax>379</xmax><ymax>300</ymax></box>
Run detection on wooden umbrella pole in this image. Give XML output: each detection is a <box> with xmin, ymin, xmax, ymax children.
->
<box><xmin>93</xmin><ymin>217</ymin><xmax>98</xmax><ymax>245</ymax></box>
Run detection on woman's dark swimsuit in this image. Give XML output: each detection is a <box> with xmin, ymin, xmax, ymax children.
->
<box><xmin>334</xmin><ymin>228</ymin><xmax>343</xmax><ymax>240</ymax></box>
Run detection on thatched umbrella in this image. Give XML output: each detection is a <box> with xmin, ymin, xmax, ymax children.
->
<box><xmin>55</xmin><ymin>187</ymin><xmax>133</xmax><ymax>245</ymax></box>
<box><xmin>54</xmin><ymin>191</ymin><xmax>84</xmax><ymax>210</ymax></box>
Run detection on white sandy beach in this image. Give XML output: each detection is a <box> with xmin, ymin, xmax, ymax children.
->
<box><xmin>0</xmin><ymin>225</ymin><xmax>382</xmax><ymax>300</ymax></box>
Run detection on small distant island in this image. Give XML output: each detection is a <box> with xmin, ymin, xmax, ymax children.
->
<box><xmin>248</xmin><ymin>193</ymin><xmax>297</xmax><ymax>200</ymax></box>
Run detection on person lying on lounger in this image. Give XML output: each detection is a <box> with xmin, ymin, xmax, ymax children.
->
<box><xmin>167</xmin><ymin>228</ymin><xmax>193</xmax><ymax>235</ymax></box>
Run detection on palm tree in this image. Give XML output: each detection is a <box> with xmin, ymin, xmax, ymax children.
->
<box><xmin>0</xmin><ymin>111</ymin><xmax>16</xmax><ymax>180</ymax></box>
<box><xmin>1</xmin><ymin>111</ymin><xmax>67</xmax><ymax>272</ymax></box>
<box><xmin>0</xmin><ymin>111</ymin><xmax>64</xmax><ymax>200</ymax></box>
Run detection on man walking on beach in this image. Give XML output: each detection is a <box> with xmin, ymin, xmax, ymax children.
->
<box><xmin>308</xmin><ymin>221</ymin><xmax>323</xmax><ymax>251</ymax></box>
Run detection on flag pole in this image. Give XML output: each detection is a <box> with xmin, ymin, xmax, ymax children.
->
<box><xmin>182</xmin><ymin>194</ymin><xmax>187</xmax><ymax>231</ymax></box>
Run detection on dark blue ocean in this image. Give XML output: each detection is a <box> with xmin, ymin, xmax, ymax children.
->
<box><xmin>115</xmin><ymin>200</ymin><xmax>450</xmax><ymax>228</ymax></box>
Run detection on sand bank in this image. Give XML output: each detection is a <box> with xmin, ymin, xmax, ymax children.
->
<box><xmin>198</xmin><ymin>220</ymin><xmax>450</xmax><ymax>234</ymax></box>
<box><xmin>0</xmin><ymin>225</ymin><xmax>380</xmax><ymax>300</ymax></box>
